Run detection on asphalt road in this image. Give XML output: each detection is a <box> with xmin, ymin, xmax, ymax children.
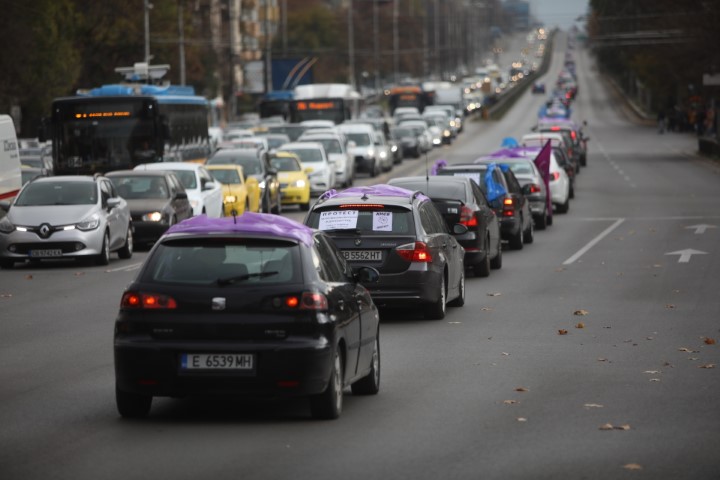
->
<box><xmin>1</xmin><ymin>33</ymin><xmax>719</xmax><ymax>480</ymax></box>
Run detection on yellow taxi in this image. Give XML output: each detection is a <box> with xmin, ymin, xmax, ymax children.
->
<box><xmin>206</xmin><ymin>164</ymin><xmax>261</xmax><ymax>215</ymax></box>
<box><xmin>271</xmin><ymin>151</ymin><xmax>311</xmax><ymax>211</ymax></box>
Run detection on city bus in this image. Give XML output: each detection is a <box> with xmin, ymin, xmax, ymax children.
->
<box><xmin>43</xmin><ymin>65</ymin><xmax>210</xmax><ymax>175</ymax></box>
<box><xmin>387</xmin><ymin>85</ymin><xmax>427</xmax><ymax>114</ymax></box>
<box><xmin>288</xmin><ymin>83</ymin><xmax>361</xmax><ymax>125</ymax></box>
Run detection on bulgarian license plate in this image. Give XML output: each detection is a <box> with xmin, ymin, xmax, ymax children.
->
<box><xmin>343</xmin><ymin>250</ymin><xmax>382</xmax><ymax>261</ymax></box>
<box><xmin>29</xmin><ymin>249</ymin><xmax>62</xmax><ymax>258</ymax></box>
<box><xmin>181</xmin><ymin>353</ymin><xmax>254</xmax><ymax>371</ymax></box>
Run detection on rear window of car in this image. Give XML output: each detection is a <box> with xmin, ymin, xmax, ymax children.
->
<box><xmin>436</xmin><ymin>169</ymin><xmax>488</xmax><ymax>195</ymax></box>
<box><xmin>391</xmin><ymin>182</ymin><xmax>469</xmax><ymax>203</ymax></box>
<box><xmin>142</xmin><ymin>238</ymin><xmax>301</xmax><ymax>286</ymax></box>
<box><xmin>307</xmin><ymin>207</ymin><xmax>414</xmax><ymax>235</ymax></box>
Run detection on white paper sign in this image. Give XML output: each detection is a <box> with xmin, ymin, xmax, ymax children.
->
<box><xmin>373</xmin><ymin>211</ymin><xmax>393</xmax><ymax>231</ymax></box>
<box><xmin>454</xmin><ymin>172</ymin><xmax>481</xmax><ymax>186</ymax></box>
<box><xmin>318</xmin><ymin>210</ymin><xmax>358</xmax><ymax>230</ymax></box>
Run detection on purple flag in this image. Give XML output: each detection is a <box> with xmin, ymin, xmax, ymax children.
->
<box><xmin>533</xmin><ymin>140</ymin><xmax>553</xmax><ymax>216</ymax></box>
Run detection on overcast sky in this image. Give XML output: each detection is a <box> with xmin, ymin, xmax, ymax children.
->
<box><xmin>526</xmin><ymin>0</ymin><xmax>589</xmax><ymax>31</ymax></box>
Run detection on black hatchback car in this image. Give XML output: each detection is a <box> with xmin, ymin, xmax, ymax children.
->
<box><xmin>304</xmin><ymin>185</ymin><xmax>467</xmax><ymax>320</ymax></box>
<box><xmin>437</xmin><ymin>163</ymin><xmax>533</xmax><ymax>250</ymax></box>
<box><xmin>387</xmin><ymin>176</ymin><xmax>502</xmax><ymax>277</ymax></box>
<box><xmin>114</xmin><ymin>213</ymin><xmax>381</xmax><ymax>420</ymax></box>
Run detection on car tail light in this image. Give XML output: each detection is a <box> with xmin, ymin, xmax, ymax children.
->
<box><xmin>121</xmin><ymin>292</ymin><xmax>177</xmax><ymax>309</ymax></box>
<box><xmin>300</xmin><ymin>292</ymin><xmax>328</xmax><ymax>311</ymax></box>
<box><xmin>528</xmin><ymin>184</ymin><xmax>542</xmax><ymax>194</ymax></box>
<box><xmin>396</xmin><ymin>241</ymin><xmax>433</xmax><ymax>263</ymax></box>
<box><xmin>502</xmin><ymin>197</ymin><xmax>515</xmax><ymax>217</ymax></box>
<box><xmin>571</xmin><ymin>131</ymin><xmax>577</xmax><ymax>141</ymax></box>
<box><xmin>551</xmin><ymin>171</ymin><xmax>561</xmax><ymax>181</ymax></box>
<box><xmin>550</xmin><ymin>126</ymin><xmax>561</xmax><ymax>131</ymax></box>
<box><xmin>459</xmin><ymin>205</ymin><xmax>477</xmax><ymax>227</ymax></box>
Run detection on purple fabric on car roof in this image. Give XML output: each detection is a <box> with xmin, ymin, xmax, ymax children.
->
<box><xmin>319</xmin><ymin>184</ymin><xmax>429</xmax><ymax>202</ymax></box>
<box><xmin>165</xmin><ymin>212</ymin><xmax>314</xmax><ymax>246</ymax></box>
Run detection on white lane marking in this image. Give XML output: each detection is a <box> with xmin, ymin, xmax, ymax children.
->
<box><xmin>685</xmin><ymin>224</ymin><xmax>717</xmax><ymax>234</ymax></box>
<box><xmin>665</xmin><ymin>249</ymin><xmax>708</xmax><ymax>263</ymax></box>
<box><xmin>105</xmin><ymin>262</ymin><xmax>143</xmax><ymax>273</ymax></box>
<box><xmin>563</xmin><ymin>218</ymin><xmax>626</xmax><ymax>265</ymax></box>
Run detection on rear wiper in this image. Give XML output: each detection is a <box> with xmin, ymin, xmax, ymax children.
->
<box><xmin>322</xmin><ymin>228</ymin><xmax>364</xmax><ymax>235</ymax></box>
<box><xmin>216</xmin><ymin>271</ymin><xmax>278</xmax><ymax>286</ymax></box>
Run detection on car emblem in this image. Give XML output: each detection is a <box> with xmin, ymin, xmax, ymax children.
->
<box><xmin>38</xmin><ymin>224</ymin><xmax>52</xmax><ymax>239</ymax></box>
<box><xmin>354</xmin><ymin>238</ymin><xmax>362</xmax><ymax>246</ymax></box>
<box><xmin>211</xmin><ymin>297</ymin><xmax>226</xmax><ymax>311</ymax></box>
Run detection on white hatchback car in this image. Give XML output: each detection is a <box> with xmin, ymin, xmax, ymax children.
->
<box><xmin>134</xmin><ymin>162</ymin><xmax>223</xmax><ymax>217</ymax></box>
<box><xmin>297</xmin><ymin>132</ymin><xmax>355</xmax><ymax>188</ymax></box>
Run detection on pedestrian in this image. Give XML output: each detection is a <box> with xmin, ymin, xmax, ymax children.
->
<box><xmin>657</xmin><ymin>110</ymin><xmax>666</xmax><ymax>134</ymax></box>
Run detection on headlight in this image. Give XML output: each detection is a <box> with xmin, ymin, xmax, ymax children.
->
<box><xmin>294</xmin><ymin>180</ymin><xmax>306</xmax><ymax>188</ymax></box>
<box><xmin>379</xmin><ymin>151</ymin><xmax>387</xmax><ymax>159</ymax></box>
<box><xmin>444</xmin><ymin>130</ymin><xmax>452</xmax><ymax>137</ymax></box>
<box><xmin>76</xmin><ymin>213</ymin><xmax>100</xmax><ymax>231</ymax></box>
<box><xmin>224</xmin><ymin>195</ymin><xmax>237</xmax><ymax>204</ymax></box>
<box><xmin>391</xmin><ymin>145</ymin><xmax>398</xmax><ymax>152</ymax></box>
<box><xmin>190</xmin><ymin>199</ymin><xmax>199</xmax><ymax>209</ymax></box>
<box><xmin>141</xmin><ymin>212</ymin><xmax>163</xmax><ymax>222</ymax></box>
<box><xmin>450</xmin><ymin>120</ymin><xmax>457</xmax><ymax>127</ymax></box>
<box><xmin>367</xmin><ymin>148</ymin><xmax>375</xmax><ymax>158</ymax></box>
<box><xmin>0</xmin><ymin>217</ymin><xmax>15</xmax><ymax>234</ymax></box>
<box><xmin>258</xmin><ymin>181</ymin><xmax>266</xmax><ymax>189</ymax></box>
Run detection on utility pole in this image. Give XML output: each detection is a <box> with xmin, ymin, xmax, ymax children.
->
<box><xmin>373</xmin><ymin>0</ymin><xmax>380</xmax><ymax>92</ymax></box>
<box><xmin>348</xmin><ymin>1</ymin><xmax>356</xmax><ymax>89</ymax></box>
<box><xmin>144</xmin><ymin>0</ymin><xmax>152</xmax><ymax>65</ymax></box>
<box><xmin>434</xmin><ymin>0</ymin><xmax>440</xmax><ymax>79</ymax></box>
<box><xmin>281</xmin><ymin>0</ymin><xmax>287</xmax><ymax>57</ymax></box>
<box><xmin>264</xmin><ymin>0</ymin><xmax>272</xmax><ymax>94</ymax></box>
<box><xmin>178</xmin><ymin>0</ymin><xmax>186</xmax><ymax>85</ymax></box>
<box><xmin>393</xmin><ymin>0</ymin><xmax>399</xmax><ymax>84</ymax></box>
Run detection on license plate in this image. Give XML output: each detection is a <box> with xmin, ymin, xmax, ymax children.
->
<box><xmin>343</xmin><ymin>250</ymin><xmax>382</xmax><ymax>261</ymax></box>
<box><xmin>181</xmin><ymin>353</ymin><xmax>254</xmax><ymax>371</ymax></box>
<box><xmin>29</xmin><ymin>249</ymin><xmax>62</xmax><ymax>258</ymax></box>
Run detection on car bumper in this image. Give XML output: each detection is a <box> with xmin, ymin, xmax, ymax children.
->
<box><xmin>499</xmin><ymin>216</ymin><xmax>522</xmax><ymax>239</ymax></box>
<box><xmin>364</xmin><ymin>264</ymin><xmax>443</xmax><ymax>307</ymax></box>
<box><xmin>114</xmin><ymin>335</ymin><xmax>334</xmax><ymax>398</ymax></box>
<box><xmin>0</xmin><ymin>228</ymin><xmax>105</xmax><ymax>260</ymax></box>
<box><xmin>280</xmin><ymin>185</ymin><xmax>310</xmax><ymax>205</ymax></box>
<box><xmin>132</xmin><ymin>221</ymin><xmax>171</xmax><ymax>244</ymax></box>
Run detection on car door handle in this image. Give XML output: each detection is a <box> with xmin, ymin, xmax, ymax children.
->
<box><xmin>442</xmin><ymin>243</ymin><xmax>447</xmax><ymax>249</ymax></box>
<box><xmin>338</xmin><ymin>299</ymin><xmax>345</xmax><ymax>311</ymax></box>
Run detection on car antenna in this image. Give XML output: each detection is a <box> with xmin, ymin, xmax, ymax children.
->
<box><xmin>232</xmin><ymin>209</ymin><xmax>238</xmax><ymax>224</ymax></box>
<box><xmin>425</xmin><ymin>151</ymin><xmax>430</xmax><ymax>194</ymax></box>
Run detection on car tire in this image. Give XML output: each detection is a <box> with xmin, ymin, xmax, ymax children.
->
<box><xmin>351</xmin><ymin>333</ymin><xmax>380</xmax><ymax>395</ymax></box>
<box><xmin>509</xmin><ymin>224</ymin><xmax>524</xmax><ymax>250</ymax></box>
<box><xmin>569</xmin><ymin>185</ymin><xmax>575</xmax><ymax>199</ymax></box>
<box><xmin>557</xmin><ymin>198</ymin><xmax>570</xmax><ymax>214</ymax></box>
<box><xmin>490</xmin><ymin>240</ymin><xmax>502</xmax><ymax>270</ymax></box>
<box><xmin>116</xmin><ymin>385</ymin><xmax>152</xmax><ymax>419</ymax></box>
<box><xmin>535</xmin><ymin>210</ymin><xmax>547</xmax><ymax>230</ymax></box>
<box><xmin>370</xmin><ymin>160</ymin><xmax>380</xmax><ymax>178</ymax></box>
<box><xmin>300</xmin><ymin>201</ymin><xmax>311</xmax><ymax>211</ymax></box>
<box><xmin>425</xmin><ymin>273</ymin><xmax>446</xmax><ymax>320</ymax></box>
<box><xmin>475</xmin><ymin>239</ymin><xmax>491</xmax><ymax>277</ymax></box>
<box><xmin>523</xmin><ymin>218</ymin><xmax>534</xmax><ymax>244</ymax></box>
<box><xmin>0</xmin><ymin>259</ymin><xmax>15</xmax><ymax>269</ymax></box>
<box><xmin>261</xmin><ymin>193</ymin><xmax>270</xmax><ymax>213</ymax></box>
<box><xmin>546</xmin><ymin>214</ymin><xmax>553</xmax><ymax>226</ymax></box>
<box><xmin>310</xmin><ymin>348</ymin><xmax>343</xmax><ymax>420</ymax></box>
<box><xmin>448</xmin><ymin>269</ymin><xmax>465</xmax><ymax>307</ymax></box>
<box><xmin>272</xmin><ymin>194</ymin><xmax>282</xmax><ymax>215</ymax></box>
<box><xmin>580</xmin><ymin>155</ymin><xmax>587</xmax><ymax>167</ymax></box>
<box><xmin>96</xmin><ymin>232</ymin><xmax>110</xmax><ymax>265</ymax></box>
<box><xmin>117</xmin><ymin>225</ymin><xmax>134</xmax><ymax>259</ymax></box>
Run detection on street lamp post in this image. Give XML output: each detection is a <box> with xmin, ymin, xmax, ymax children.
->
<box><xmin>348</xmin><ymin>1</ymin><xmax>356</xmax><ymax>89</ymax></box>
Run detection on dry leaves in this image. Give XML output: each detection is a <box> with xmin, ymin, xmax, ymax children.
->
<box><xmin>643</xmin><ymin>370</ymin><xmax>661</xmax><ymax>374</ymax></box>
<box><xmin>584</xmin><ymin>403</ymin><xmax>604</xmax><ymax>409</ymax></box>
<box><xmin>600</xmin><ymin>423</ymin><xmax>631</xmax><ymax>431</ymax></box>
<box><xmin>574</xmin><ymin>309</ymin><xmax>589</xmax><ymax>316</ymax></box>
<box><xmin>597</xmin><ymin>357</ymin><xmax>609</xmax><ymax>362</ymax></box>
<box><xmin>501</xmin><ymin>352</ymin><xmax>510</xmax><ymax>356</ymax></box>
<box><xmin>25</xmin><ymin>275</ymin><xmax>33</xmax><ymax>280</ymax></box>
<box><xmin>515</xmin><ymin>387</ymin><xmax>529</xmax><ymax>393</ymax></box>
<box><xmin>503</xmin><ymin>400</ymin><xmax>519</xmax><ymax>405</ymax></box>
<box><xmin>0</xmin><ymin>293</ymin><xmax>12</xmax><ymax>298</ymax></box>
<box><xmin>678</xmin><ymin>347</ymin><xmax>699</xmax><ymax>353</ymax></box>
<box><xmin>516</xmin><ymin>417</ymin><xmax>527</xmax><ymax>422</ymax></box>
<box><xmin>74</xmin><ymin>271</ymin><xmax>85</xmax><ymax>277</ymax></box>
<box><xmin>649</xmin><ymin>378</ymin><xmax>661</xmax><ymax>382</ymax></box>
<box><xmin>623</xmin><ymin>463</ymin><xmax>643</xmax><ymax>471</ymax></box>
<box><xmin>481</xmin><ymin>307</ymin><xmax>493</xmax><ymax>311</ymax></box>
<box><xmin>447</xmin><ymin>321</ymin><xmax>462</xmax><ymax>324</ymax></box>
<box><xmin>698</xmin><ymin>364</ymin><xmax>716</xmax><ymax>369</ymax></box>
<box><xmin>704</xmin><ymin>337</ymin><xmax>717</xmax><ymax>345</ymax></box>
<box><xmin>487</xmin><ymin>292</ymin><xmax>502</xmax><ymax>297</ymax></box>
<box><xmin>575</xmin><ymin>322</ymin><xmax>585</xmax><ymax>329</ymax></box>
<box><xmin>558</xmin><ymin>329</ymin><xmax>569</xmax><ymax>335</ymax></box>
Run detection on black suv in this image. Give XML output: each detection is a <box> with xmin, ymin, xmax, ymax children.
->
<box><xmin>206</xmin><ymin>148</ymin><xmax>281</xmax><ymax>214</ymax></box>
<box><xmin>304</xmin><ymin>185</ymin><xmax>467</xmax><ymax>320</ymax></box>
<box><xmin>437</xmin><ymin>163</ymin><xmax>533</xmax><ymax>250</ymax></box>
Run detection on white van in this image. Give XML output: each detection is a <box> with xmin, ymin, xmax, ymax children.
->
<box><xmin>0</xmin><ymin>115</ymin><xmax>22</xmax><ymax>217</ymax></box>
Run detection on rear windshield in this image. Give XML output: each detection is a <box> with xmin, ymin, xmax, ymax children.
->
<box><xmin>306</xmin><ymin>207</ymin><xmax>414</xmax><ymax>235</ymax></box>
<box><xmin>143</xmin><ymin>238</ymin><xmax>301</xmax><ymax>286</ymax></box>
<box><xmin>207</xmin><ymin>152</ymin><xmax>262</xmax><ymax>175</ymax></box>
<box><xmin>110</xmin><ymin>175</ymin><xmax>170</xmax><ymax>199</ymax></box>
<box><xmin>390</xmin><ymin>182</ymin><xmax>468</xmax><ymax>202</ymax></box>
<box><xmin>436</xmin><ymin>169</ymin><xmax>487</xmax><ymax>194</ymax></box>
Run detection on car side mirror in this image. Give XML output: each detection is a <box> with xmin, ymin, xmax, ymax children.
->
<box><xmin>202</xmin><ymin>181</ymin><xmax>217</xmax><ymax>191</ymax></box>
<box><xmin>268</xmin><ymin>168</ymin><xmax>278</xmax><ymax>176</ymax></box>
<box><xmin>175</xmin><ymin>191</ymin><xmax>188</xmax><ymax>200</ymax></box>
<box><xmin>452</xmin><ymin>224</ymin><xmax>469</xmax><ymax>235</ymax></box>
<box><xmin>107</xmin><ymin>197</ymin><xmax>122</xmax><ymax>209</ymax></box>
<box><xmin>0</xmin><ymin>200</ymin><xmax>11</xmax><ymax>211</ymax></box>
<box><xmin>354</xmin><ymin>266</ymin><xmax>380</xmax><ymax>284</ymax></box>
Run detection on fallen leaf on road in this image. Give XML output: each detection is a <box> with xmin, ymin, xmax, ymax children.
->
<box><xmin>575</xmin><ymin>322</ymin><xmax>585</xmax><ymax>329</ymax></box>
<box><xmin>616</xmin><ymin>424</ymin><xmax>631</xmax><ymax>430</ymax></box>
<box><xmin>699</xmin><ymin>364</ymin><xmax>716</xmax><ymax>369</ymax></box>
<box><xmin>599</xmin><ymin>423</ymin><xmax>614</xmax><ymax>430</ymax></box>
<box><xmin>515</xmin><ymin>387</ymin><xmax>529</xmax><ymax>393</ymax></box>
<box><xmin>643</xmin><ymin>370</ymin><xmax>661</xmax><ymax>374</ymax></box>
<box><xmin>25</xmin><ymin>275</ymin><xmax>33</xmax><ymax>280</ymax></box>
<box><xmin>597</xmin><ymin>357</ymin><xmax>608</xmax><ymax>362</ymax></box>
<box><xmin>487</xmin><ymin>292</ymin><xmax>502</xmax><ymax>297</ymax></box>
<box><xmin>558</xmin><ymin>329</ymin><xmax>568</xmax><ymax>335</ymax></box>
<box><xmin>704</xmin><ymin>337</ymin><xmax>717</xmax><ymax>345</ymax></box>
<box><xmin>663</xmin><ymin>362</ymin><xmax>674</xmax><ymax>368</ymax></box>
<box><xmin>678</xmin><ymin>347</ymin><xmax>699</xmax><ymax>353</ymax></box>
<box><xmin>448</xmin><ymin>321</ymin><xmax>461</xmax><ymax>324</ymax></box>
<box><xmin>649</xmin><ymin>378</ymin><xmax>661</xmax><ymax>382</ymax></box>
<box><xmin>501</xmin><ymin>352</ymin><xmax>510</xmax><ymax>356</ymax></box>
<box><xmin>688</xmin><ymin>357</ymin><xmax>699</xmax><ymax>361</ymax></box>
<box><xmin>74</xmin><ymin>271</ymin><xmax>85</xmax><ymax>276</ymax></box>
<box><xmin>665</xmin><ymin>304</ymin><xmax>676</xmax><ymax>309</ymax></box>
<box><xmin>503</xmin><ymin>400</ymin><xmax>519</xmax><ymax>405</ymax></box>
<box><xmin>517</xmin><ymin>417</ymin><xmax>527</xmax><ymax>422</ymax></box>
<box><xmin>623</xmin><ymin>463</ymin><xmax>643</xmax><ymax>471</ymax></box>
<box><xmin>0</xmin><ymin>293</ymin><xmax>12</xmax><ymax>298</ymax></box>
<box><xmin>646</xmin><ymin>336</ymin><xmax>654</xmax><ymax>340</ymax></box>
<box><xmin>584</xmin><ymin>403</ymin><xmax>604</xmax><ymax>409</ymax></box>
<box><xmin>481</xmin><ymin>307</ymin><xmax>493</xmax><ymax>311</ymax></box>
<box><xmin>574</xmin><ymin>309</ymin><xmax>589</xmax><ymax>316</ymax></box>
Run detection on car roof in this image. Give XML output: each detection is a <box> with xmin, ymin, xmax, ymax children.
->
<box><xmin>312</xmin><ymin>184</ymin><xmax>428</xmax><ymax>208</ymax></box>
<box><xmin>33</xmin><ymin>175</ymin><xmax>96</xmax><ymax>183</ymax></box>
<box><xmin>164</xmin><ymin>213</ymin><xmax>314</xmax><ymax>247</ymax></box>
<box><xmin>106</xmin><ymin>170</ymin><xmax>171</xmax><ymax>177</ymax></box>
<box><xmin>281</xmin><ymin>142</ymin><xmax>324</xmax><ymax>150</ymax></box>
<box><xmin>135</xmin><ymin>162</ymin><xmax>202</xmax><ymax>171</ymax></box>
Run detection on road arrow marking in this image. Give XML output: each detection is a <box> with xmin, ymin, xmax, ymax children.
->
<box><xmin>685</xmin><ymin>224</ymin><xmax>717</xmax><ymax>234</ymax></box>
<box><xmin>665</xmin><ymin>249</ymin><xmax>708</xmax><ymax>263</ymax></box>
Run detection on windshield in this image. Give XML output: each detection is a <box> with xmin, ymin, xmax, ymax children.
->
<box><xmin>15</xmin><ymin>181</ymin><xmax>97</xmax><ymax>206</ymax></box>
<box><xmin>284</xmin><ymin>148</ymin><xmax>323</xmax><ymax>163</ymax></box>
<box><xmin>209</xmin><ymin>169</ymin><xmax>242</xmax><ymax>184</ymax></box>
<box><xmin>207</xmin><ymin>152</ymin><xmax>262</xmax><ymax>175</ymax></box>
<box><xmin>110</xmin><ymin>175</ymin><xmax>170</xmax><ymax>199</ymax></box>
<box><xmin>170</xmin><ymin>170</ymin><xmax>198</xmax><ymax>189</ymax></box>
<box><xmin>303</xmin><ymin>138</ymin><xmax>341</xmax><ymax>154</ymax></box>
<box><xmin>344</xmin><ymin>133</ymin><xmax>371</xmax><ymax>146</ymax></box>
<box><xmin>270</xmin><ymin>157</ymin><xmax>301</xmax><ymax>172</ymax></box>
<box><xmin>144</xmin><ymin>239</ymin><xmax>300</xmax><ymax>285</ymax></box>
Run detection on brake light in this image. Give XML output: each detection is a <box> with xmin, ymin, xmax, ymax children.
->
<box><xmin>503</xmin><ymin>198</ymin><xmax>514</xmax><ymax>206</ymax></box>
<box><xmin>121</xmin><ymin>292</ymin><xmax>177</xmax><ymax>309</ymax></box>
<box><xmin>551</xmin><ymin>171</ymin><xmax>561</xmax><ymax>181</ymax></box>
<box><xmin>529</xmin><ymin>184</ymin><xmax>542</xmax><ymax>194</ymax></box>
<box><xmin>300</xmin><ymin>292</ymin><xmax>328</xmax><ymax>311</ymax></box>
<box><xmin>571</xmin><ymin>131</ymin><xmax>577</xmax><ymax>140</ymax></box>
<box><xmin>396</xmin><ymin>241</ymin><xmax>433</xmax><ymax>263</ymax></box>
<box><xmin>459</xmin><ymin>205</ymin><xmax>477</xmax><ymax>227</ymax></box>
<box><xmin>550</xmin><ymin>126</ymin><xmax>561</xmax><ymax>131</ymax></box>
<box><xmin>339</xmin><ymin>204</ymin><xmax>384</xmax><ymax>209</ymax></box>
